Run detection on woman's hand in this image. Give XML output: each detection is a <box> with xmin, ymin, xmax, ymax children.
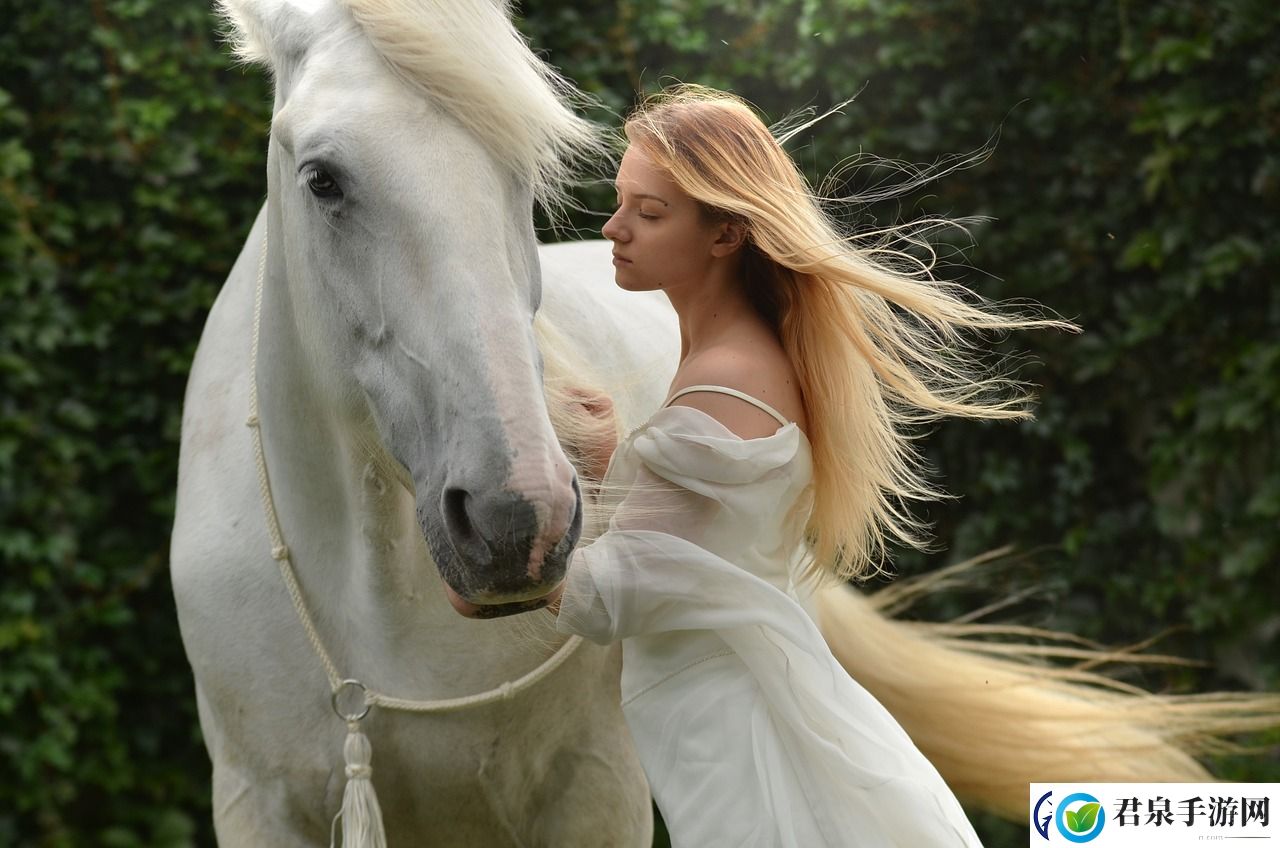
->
<box><xmin>546</xmin><ymin>387</ymin><xmax>615</xmax><ymax>621</ymax></box>
<box><xmin>543</xmin><ymin>583</ymin><xmax>564</xmax><ymax>617</ymax></box>
<box><xmin>564</xmin><ymin>387</ymin><xmax>619</xmax><ymax>483</ymax></box>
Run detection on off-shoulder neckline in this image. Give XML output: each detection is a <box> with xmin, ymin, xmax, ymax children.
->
<box><xmin>634</xmin><ymin>403</ymin><xmax>811</xmax><ymax>447</ymax></box>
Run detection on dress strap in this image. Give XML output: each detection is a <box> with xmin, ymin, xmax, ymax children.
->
<box><xmin>663</xmin><ymin>385</ymin><xmax>790</xmax><ymax>427</ymax></box>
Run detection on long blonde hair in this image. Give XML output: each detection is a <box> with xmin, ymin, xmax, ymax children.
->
<box><xmin>623</xmin><ymin>84</ymin><xmax>1080</xmax><ymax>584</ymax></box>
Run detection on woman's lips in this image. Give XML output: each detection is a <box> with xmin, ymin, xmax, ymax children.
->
<box><xmin>612</xmin><ymin>255</ymin><xmax>631</xmax><ymax>266</ymax></box>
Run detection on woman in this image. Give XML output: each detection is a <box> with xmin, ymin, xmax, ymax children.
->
<box><xmin>544</xmin><ymin>84</ymin><xmax>1083</xmax><ymax>847</ymax></box>
<box><xmin>541</xmin><ymin>82</ymin><xmax>1280</xmax><ymax>847</ymax></box>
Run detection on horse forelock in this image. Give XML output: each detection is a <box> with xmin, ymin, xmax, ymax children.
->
<box><xmin>219</xmin><ymin>0</ymin><xmax>608</xmax><ymax>211</ymax></box>
<box><xmin>336</xmin><ymin>0</ymin><xmax>608</xmax><ymax>211</ymax></box>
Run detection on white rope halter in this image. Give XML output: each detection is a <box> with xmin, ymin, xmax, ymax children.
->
<box><xmin>246</xmin><ymin>223</ymin><xmax>584</xmax><ymax>846</ymax></box>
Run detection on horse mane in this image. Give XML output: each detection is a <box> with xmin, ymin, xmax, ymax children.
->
<box><xmin>217</xmin><ymin>0</ymin><xmax>609</xmax><ymax>211</ymax></box>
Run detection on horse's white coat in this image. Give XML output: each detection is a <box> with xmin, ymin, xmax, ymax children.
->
<box><xmin>281</xmin><ymin>0</ymin><xmax>326</xmax><ymax>13</ymax></box>
<box><xmin>172</xmin><ymin>0</ymin><xmax>675</xmax><ymax>843</ymax></box>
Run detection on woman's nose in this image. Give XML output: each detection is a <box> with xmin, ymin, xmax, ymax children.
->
<box><xmin>601</xmin><ymin>210</ymin><xmax>625</xmax><ymax>242</ymax></box>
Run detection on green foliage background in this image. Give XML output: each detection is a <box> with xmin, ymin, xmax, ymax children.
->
<box><xmin>1</xmin><ymin>0</ymin><xmax>1276</xmax><ymax>845</ymax></box>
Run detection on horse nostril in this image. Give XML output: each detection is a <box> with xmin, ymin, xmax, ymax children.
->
<box><xmin>438</xmin><ymin>483</ymin><xmax>575</xmax><ymax>589</ymax></box>
<box><xmin>442</xmin><ymin>486</ymin><xmax>476</xmax><ymax>548</ymax></box>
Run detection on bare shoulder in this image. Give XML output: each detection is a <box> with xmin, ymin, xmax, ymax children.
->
<box><xmin>668</xmin><ymin>341</ymin><xmax>808</xmax><ymax>440</ymax></box>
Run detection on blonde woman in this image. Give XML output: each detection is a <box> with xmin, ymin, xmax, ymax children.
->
<box><xmin>544</xmin><ymin>85</ymin><xmax>1276</xmax><ymax>845</ymax></box>
<box><xmin>542</xmin><ymin>83</ymin><xmax>1069</xmax><ymax>846</ymax></box>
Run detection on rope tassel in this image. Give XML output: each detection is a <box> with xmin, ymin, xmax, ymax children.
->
<box><xmin>333</xmin><ymin>721</ymin><xmax>387</xmax><ymax>848</ymax></box>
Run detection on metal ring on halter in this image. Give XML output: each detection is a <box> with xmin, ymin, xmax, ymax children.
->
<box><xmin>331</xmin><ymin>678</ymin><xmax>371</xmax><ymax>722</ymax></box>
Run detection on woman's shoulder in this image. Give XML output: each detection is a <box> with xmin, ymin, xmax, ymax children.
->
<box><xmin>631</xmin><ymin>405</ymin><xmax>809</xmax><ymax>488</ymax></box>
<box><xmin>668</xmin><ymin>340</ymin><xmax>808</xmax><ymax>440</ymax></box>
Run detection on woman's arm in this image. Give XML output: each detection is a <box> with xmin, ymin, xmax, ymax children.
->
<box><xmin>548</xmin><ymin>454</ymin><xmax>721</xmax><ymax>637</ymax></box>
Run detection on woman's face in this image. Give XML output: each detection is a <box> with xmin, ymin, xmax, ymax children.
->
<box><xmin>601</xmin><ymin>145</ymin><xmax>725</xmax><ymax>292</ymax></box>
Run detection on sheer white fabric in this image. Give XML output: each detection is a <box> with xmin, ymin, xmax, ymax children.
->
<box><xmin>555</xmin><ymin>403</ymin><xmax>984</xmax><ymax>847</ymax></box>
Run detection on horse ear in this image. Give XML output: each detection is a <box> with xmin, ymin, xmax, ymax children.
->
<box><xmin>215</xmin><ymin>0</ymin><xmax>327</xmax><ymax>70</ymax></box>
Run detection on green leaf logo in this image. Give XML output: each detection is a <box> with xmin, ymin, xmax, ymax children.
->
<box><xmin>1066</xmin><ymin>802</ymin><xmax>1101</xmax><ymax>833</ymax></box>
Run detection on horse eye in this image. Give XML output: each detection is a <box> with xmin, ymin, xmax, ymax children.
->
<box><xmin>305</xmin><ymin>168</ymin><xmax>342</xmax><ymax>199</ymax></box>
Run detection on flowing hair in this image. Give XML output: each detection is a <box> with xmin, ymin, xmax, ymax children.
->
<box><xmin>598</xmin><ymin>85</ymin><xmax>1279</xmax><ymax>813</ymax></box>
<box><xmin>620</xmin><ymin>84</ymin><xmax>1081</xmax><ymax>585</ymax></box>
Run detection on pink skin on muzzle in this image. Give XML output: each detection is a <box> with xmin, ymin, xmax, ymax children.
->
<box><xmin>442</xmin><ymin>580</ymin><xmax>565</xmax><ymax>619</ymax></box>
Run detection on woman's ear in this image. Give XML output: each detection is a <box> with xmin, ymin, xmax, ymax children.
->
<box><xmin>710</xmin><ymin>220</ymin><xmax>747</xmax><ymax>258</ymax></box>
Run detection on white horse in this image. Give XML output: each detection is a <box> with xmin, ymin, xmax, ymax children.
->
<box><xmin>170</xmin><ymin>0</ymin><xmax>672</xmax><ymax>843</ymax></box>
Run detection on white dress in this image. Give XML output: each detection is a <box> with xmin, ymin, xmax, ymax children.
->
<box><xmin>555</xmin><ymin>386</ymin><xmax>984</xmax><ymax>848</ymax></box>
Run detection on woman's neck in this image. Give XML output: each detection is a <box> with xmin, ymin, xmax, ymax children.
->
<box><xmin>665</xmin><ymin>261</ymin><xmax>763</xmax><ymax>362</ymax></box>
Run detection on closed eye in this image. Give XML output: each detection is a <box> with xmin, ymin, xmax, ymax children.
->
<box><xmin>612</xmin><ymin>201</ymin><xmax>657</xmax><ymax>220</ymax></box>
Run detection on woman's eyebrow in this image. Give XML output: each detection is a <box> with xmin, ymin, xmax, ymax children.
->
<box><xmin>613</xmin><ymin>185</ymin><xmax>670</xmax><ymax>206</ymax></box>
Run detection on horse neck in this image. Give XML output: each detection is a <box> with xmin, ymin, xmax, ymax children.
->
<box><xmin>251</xmin><ymin>222</ymin><xmax>562</xmax><ymax>699</ymax></box>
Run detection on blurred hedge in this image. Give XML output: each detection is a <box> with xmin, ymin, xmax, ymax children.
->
<box><xmin>1</xmin><ymin>0</ymin><xmax>1276</xmax><ymax>845</ymax></box>
<box><xmin>1</xmin><ymin>1</ymin><xmax>268</xmax><ymax>844</ymax></box>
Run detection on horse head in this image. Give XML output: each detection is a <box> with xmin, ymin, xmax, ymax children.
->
<box><xmin>219</xmin><ymin>0</ymin><xmax>603</xmax><ymax>616</ymax></box>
